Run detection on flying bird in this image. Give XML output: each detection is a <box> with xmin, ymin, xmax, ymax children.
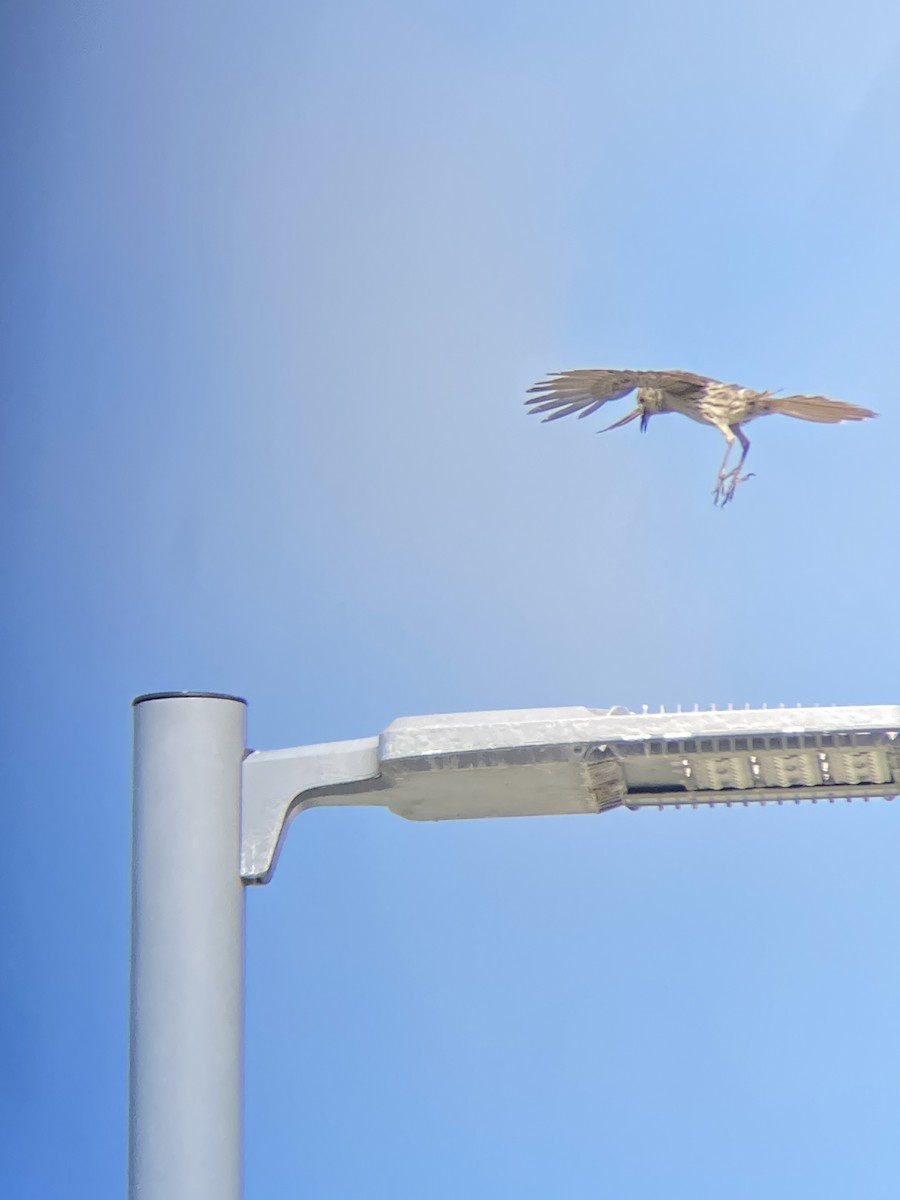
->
<box><xmin>526</xmin><ymin>368</ymin><xmax>877</xmax><ymax>505</ymax></box>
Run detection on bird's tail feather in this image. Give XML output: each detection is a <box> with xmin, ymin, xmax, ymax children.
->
<box><xmin>769</xmin><ymin>394</ymin><xmax>877</xmax><ymax>423</ymax></box>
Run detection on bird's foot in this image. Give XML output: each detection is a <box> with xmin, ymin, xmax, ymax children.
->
<box><xmin>713</xmin><ymin>469</ymin><xmax>755</xmax><ymax>507</ymax></box>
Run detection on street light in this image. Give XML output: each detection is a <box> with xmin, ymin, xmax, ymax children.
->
<box><xmin>130</xmin><ymin>693</ymin><xmax>900</xmax><ymax>1199</ymax></box>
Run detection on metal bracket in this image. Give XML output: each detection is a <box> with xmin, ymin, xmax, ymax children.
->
<box><xmin>241</xmin><ymin>737</ymin><xmax>382</xmax><ymax>883</ymax></box>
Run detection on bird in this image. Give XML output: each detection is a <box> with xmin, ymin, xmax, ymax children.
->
<box><xmin>525</xmin><ymin>368</ymin><xmax>877</xmax><ymax>505</ymax></box>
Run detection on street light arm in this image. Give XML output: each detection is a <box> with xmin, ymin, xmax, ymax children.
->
<box><xmin>240</xmin><ymin>704</ymin><xmax>900</xmax><ymax>884</ymax></box>
<box><xmin>241</xmin><ymin>737</ymin><xmax>383</xmax><ymax>883</ymax></box>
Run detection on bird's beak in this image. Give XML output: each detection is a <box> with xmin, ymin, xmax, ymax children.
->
<box><xmin>597</xmin><ymin>407</ymin><xmax>642</xmax><ymax>433</ymax></box>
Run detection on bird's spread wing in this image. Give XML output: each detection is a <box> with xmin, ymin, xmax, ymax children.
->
<box><xmin>525</xmin><ymin>368</ymin><xmax>711</xmax><ymax>422</ymax></box>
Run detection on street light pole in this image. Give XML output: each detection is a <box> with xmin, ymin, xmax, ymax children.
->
<box><xmin>129</xmin><ymin>695</ymin><xmax>900</xmax><ymax>1197</ymax></box>
<box><xmin>130</xmin><ymin>693</ymin><xmax>247</xmax><ymax>1200</ymax></box>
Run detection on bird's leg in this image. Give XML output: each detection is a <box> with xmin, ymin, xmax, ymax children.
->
<box><xmin>716</xmin><ymin>426</ymin><xmax>754</xmax><ymax>506</ymax></box>
<box><xmin>712</xmin><ymin>430</ymin><xmax>735</xmax><ymax>505</ymax></box>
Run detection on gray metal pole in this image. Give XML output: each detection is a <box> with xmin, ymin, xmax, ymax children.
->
<box><xmin>130</xmin><ymin>692</ymin><xmax>247</xmax><ymax>1200</ymax></box>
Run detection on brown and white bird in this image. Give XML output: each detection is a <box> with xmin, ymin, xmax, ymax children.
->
<box><xmin>526</xmin><ymin>368</ymin><xmax>877</xmax><ymax>505</ymax></box>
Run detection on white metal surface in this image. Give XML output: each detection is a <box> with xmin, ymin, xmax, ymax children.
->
<box><xmin>130</xmin><ymin>693</ymin><xmax>246</xmax><ymax>1200</ymax></box>
<box><xmin>241</xmin><ymin>704</ymin><xmax>900</xmax><ymax>883</ymax></box>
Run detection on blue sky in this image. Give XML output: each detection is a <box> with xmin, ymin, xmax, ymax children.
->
<box><xmin>3</xmin><ymin>2</ymin><xmax>900</xmax><ymax>1195</ymax></box>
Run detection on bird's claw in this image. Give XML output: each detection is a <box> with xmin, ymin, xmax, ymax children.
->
<box><xmin>713</xmin><ymin>470</ymin><xmax>755</xmax><ymax>507</ymax></box>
